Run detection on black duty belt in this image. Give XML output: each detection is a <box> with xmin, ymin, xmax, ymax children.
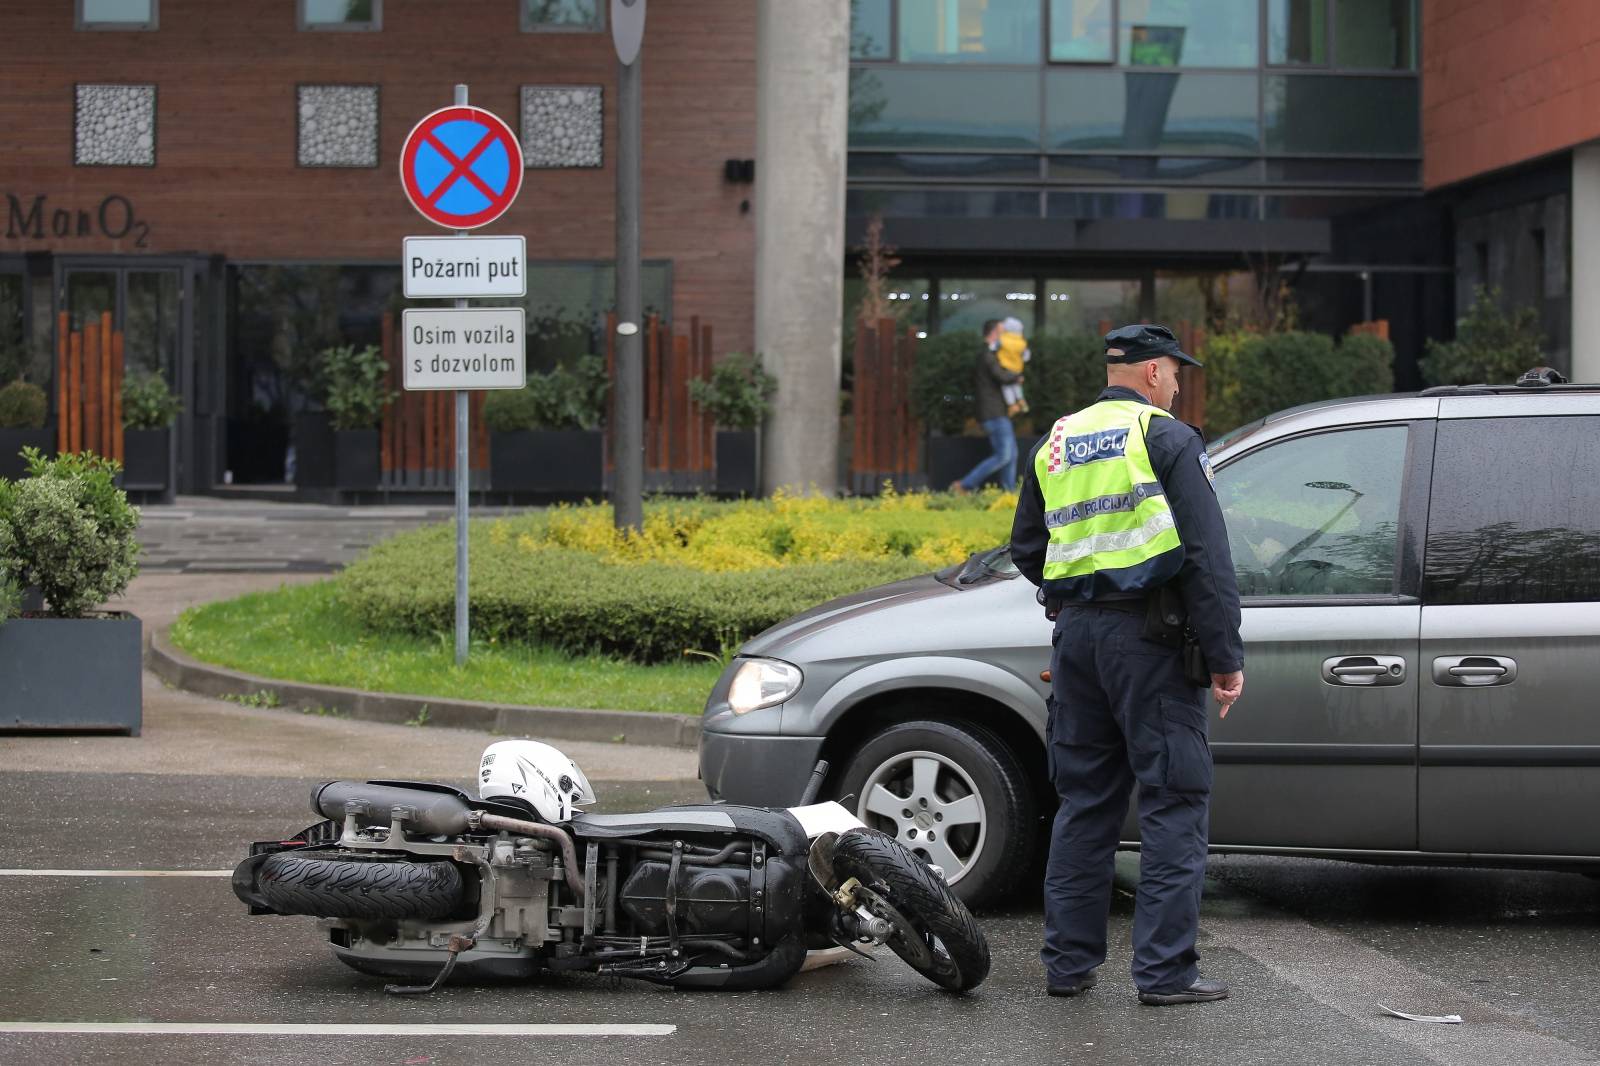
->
<box><xmin>1055</xmin><ymin>597</ymin><xmax>1145</xmax><ymax>615</ymax></box>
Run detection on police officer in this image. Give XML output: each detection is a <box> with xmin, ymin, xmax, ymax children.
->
<box><xmin>1010</xmin><ymin>323</ymin><xmax>1244</xmax><ymax>1006</ymax></box>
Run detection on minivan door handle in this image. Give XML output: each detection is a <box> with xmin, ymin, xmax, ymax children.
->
<box><xmin>1321</xmin><ymin>655</ymin><xmax>1407</xmax><ymax>687</ymax></box>
<box><xmin>1432</xmin><ymin>655</ymin><xmax>1517</xmax><ymax>687</ymax></box>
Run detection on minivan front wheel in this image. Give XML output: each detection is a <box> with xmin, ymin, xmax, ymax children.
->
<box><xmin>835</xmin><ymin>719</ymin><xmax>1034</xmax><ymax>909</ymax></box>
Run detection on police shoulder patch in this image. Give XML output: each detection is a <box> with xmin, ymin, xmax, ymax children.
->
<box><xmin>1197</xmin><ymin>450</ymin><xmax>1216</xmax><ymax>487</ymax></box>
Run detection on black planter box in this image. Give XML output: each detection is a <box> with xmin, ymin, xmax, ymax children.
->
<box><xmin>926</xmin><ymin>433</ymin><xmax>993</xmax><ymax>489</ymax></box>
<box><xmin>0</xmin><ymin>428</ymin><xmax>54</xmax><ymax>480</ymax></box>
<box><xmin>490</xmin><ymin>430</ymin><xmax>604</xmax><ymax>494</ymax></box>
<box><xmin>122</xmin><ymin>427</ymin><xmax>171</xmax><ymax>490</ymax></box>
<box><xmin>0</xmin><ymin>613</ymin><xmax>142</xmax><ymax>735</ymax></box>
<box><xmin>715</xmin><ymin>429</ymin><xmax>760</xmax><ymax>496</ymax></box>
<box><xmin>295</xmin><ymin>415</ymin><xmax>380</xmax><ymax>491</ymax></box>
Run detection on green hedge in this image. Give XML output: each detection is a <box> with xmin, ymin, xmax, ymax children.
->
<box><xmin>340</xmin><ymin>523</ymin><xmax>930</xmax><ymax>663</ymax></box>
<box><xmin>1203</xmin><ymin>330</ymin><xmax>1394</xmax><ymax>436</ymax></box>
<box><xmin>911</xmin><ymin>330</ymin><xmax>1101</xmax><ymax>434</ymax></box>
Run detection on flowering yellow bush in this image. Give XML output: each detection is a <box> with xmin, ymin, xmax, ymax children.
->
<box><xmin>482</xmin><ymin>488</ymin><xmax>1017</xmax><ymax>573</ymax></box>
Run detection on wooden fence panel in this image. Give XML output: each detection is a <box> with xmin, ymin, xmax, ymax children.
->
<box><xmin>850</xmin><ymin>317</ymin><xmax>920</xmax><ymax>493</ymax></box>
<box><xmin>53</xmin><ymin>310</ymin><xmax>128</xmax><ymax>464</ymax></box>
<box><xmin>377</xmin><ymin>312</ymin><xmax>488</xmax><ymax>489</ymax></box>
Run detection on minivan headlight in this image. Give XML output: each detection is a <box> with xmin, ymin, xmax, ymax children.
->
<box><xmin>726</xmin><ymin>658</ymin><xmax>803</xmax><ymax>715</ymax></box>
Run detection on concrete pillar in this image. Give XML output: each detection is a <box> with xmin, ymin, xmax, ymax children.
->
<box><xmin>1573</xmin><ymin>142</ymin><xmax>1600</xmax><ymax>383</ymax></box>
<box><xmin>755</xmin><ymin>0</ymin><xmax>849</xmax><ymax>495</ymax></box>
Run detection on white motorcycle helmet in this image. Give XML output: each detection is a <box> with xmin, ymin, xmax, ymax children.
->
<box><xmin>478</xmin><ymin>740</ymin><xmax>596</xmax><ymax>823</ymax></box>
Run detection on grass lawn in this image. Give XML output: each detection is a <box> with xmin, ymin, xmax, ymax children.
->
<box><xmin>170</xmin><ymin>580</ymin><xmax>722</xmax><ymax>715</ymax></box>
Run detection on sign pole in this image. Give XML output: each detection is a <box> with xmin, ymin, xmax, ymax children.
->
<box><xmin>397</xmin><ymin>88</ymin><xmax>524</xmax><ymax>668</ymax></box>
<box><xmin>453</xmin><ymin>83</ymin><xmax>470</xmax><ymax>667</ymax></box>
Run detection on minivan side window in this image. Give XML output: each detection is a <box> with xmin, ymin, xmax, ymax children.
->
<box><xmin>1425</xmin><ymin>416</ymin><xmax>1600</xmax><ymax>605</ymax></box>
<box><xmin>1214</xmin><ymin>425</ymin><xmax>1408</xmax><ymax>597</ymax></box>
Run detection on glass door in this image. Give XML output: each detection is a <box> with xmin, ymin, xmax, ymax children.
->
<box><xmin>59</xmin><ymin>262</ymin><xmax>189</xmax><ymax>496</ymax></box>
<box><xmin>63</xmin><ymin>267</ymin><xmax>181</xmax><ymax>385</ymax></box>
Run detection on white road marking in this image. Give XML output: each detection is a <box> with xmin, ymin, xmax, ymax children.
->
<box><xmin>0</xmin><ymin>1023</ymin><xmax>676</xmax><ymax>1036</ymax></box>
<box><xmin>0</xmin><ymin>869</ymin><xmax>231</xmax><ymax>878</ymax></box>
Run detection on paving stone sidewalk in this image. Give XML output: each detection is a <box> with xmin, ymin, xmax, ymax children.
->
<box><xmin>136</xmin><ymin>494</ymin><xmax>526</xmax><ymax>573</ymax></box>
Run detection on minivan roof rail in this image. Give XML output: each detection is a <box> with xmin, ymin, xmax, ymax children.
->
<box><xmin>1417</xmin><ymin>383</ymin><xmax>1600</xmax><ymax>396</ymax></box>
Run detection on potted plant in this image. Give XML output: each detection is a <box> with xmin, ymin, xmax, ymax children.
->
<box><xmin>121</xmin><ymin>372</ymin><xmax>181</xmax><ymax>494</ymax></box>
<box><xmin>687</xmin><ymin>352</ymin><xmax>776</xmax><ymax>496</ymax></box>
<box><xmin>0</xmin><ymin>448</ymin><xmax>143</xmax><ymax>735</ymax></box>
<box><xmin>907</xmin><ymin>331</ymin><xmax>992</xmax><ymax>490</ymax></box>
<box><xmin>486</xmin><ymin>356</ymin><xmax>609</xmax><ymax>494</ymax></box>
<box><xmin>296</xmin><ymin>344</ymin><xmax>395</xmax><ymax>492</ymax></box>
<box><xmin>0</xmin><ymin>380</ymin><xmax>52</xmax><ymax>482</ymax></box>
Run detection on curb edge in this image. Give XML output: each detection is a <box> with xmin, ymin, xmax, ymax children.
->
<box><xmin>145</xmin><ymin>629</ymin><xmax>703</xmax><ymax>750</ymax></box>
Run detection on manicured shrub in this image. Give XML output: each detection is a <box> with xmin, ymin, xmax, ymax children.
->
<box><xmin>338</xmin><ymin>492</ymin><xmax>1022</xmax><ymax>662</ymax></box>
<box><xmin>1202</xmin><ymin>330</ymin><xmax>1394</xmax><ymax>435</ymax></box>
<box><xmin>687</xmin><ymin>352</ymin><xmax>777</xmax><ymax>430</ymax></box>
<box><xmin>340</xmin><ymin>533</ymin><xmax>929</xmax><ymax>662</ymax></box>
<box><xmin>0</xmin><ymin>448</ymin><xmax>140</xmax><ymax>617</ymax></box>
<box><xmin>1421</xmin><ymin>286</ymin><xmax>1545</xmax><ymax>386</ymax></box>
<box><xmin>122</xmin><ymin>373</ymin><xmax>183</xmax><ymax>430</ymax></box>
<box><xmin>0</xmin><ymin>381</ymin><xmax>47</xmax><ymax>429</ymax></box>
<box><xmin>911</xmin><ymin>330</ymin><xmax>1101</xmax><ymax>434</ymax></box>
<box><xmin>482</xmin><ymin>355</ymin><xmax>609</xmax><ymax>431</ymax></box>
<box><xmin>318</xmin><ymin>344</ymin><xmax>396</xmax><ymax>430</ymax></box>
<box><xmin>0</xmin><ymin>565</ymin><xmax>18</xmax><ymax>624</ymax></box>
<box><xmin>910</xmin><ymin>331</ymin><xmax>981</xmax><ymax>434</ymax></box>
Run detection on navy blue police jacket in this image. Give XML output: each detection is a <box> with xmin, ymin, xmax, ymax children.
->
<box><xmin>1010</xmin><ymin>385</ymin><xmax>1244</xmax><ymax>675</ymax></box>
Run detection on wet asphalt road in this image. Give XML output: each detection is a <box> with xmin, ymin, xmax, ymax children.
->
<box><xmin>4</xmin><ymin>772</ymin><xmax>1600</xmax><ymax>1066</ymax></box>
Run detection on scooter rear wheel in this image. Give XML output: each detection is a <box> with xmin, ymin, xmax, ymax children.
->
<box><xmin>829</xmin><ymin>829</ymin><xmax>990</xmax><ymax>992</ymax></box>
<box><xmin>258</xmin><ymin>853</ymin><xmax>465</xmax><ymax>920</ymax></box>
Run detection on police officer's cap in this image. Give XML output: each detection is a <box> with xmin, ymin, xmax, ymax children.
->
<box><xmin>1104</xmin><ymin>324</ymin><xmax>1203</xmax><ymax>368</ymax></box>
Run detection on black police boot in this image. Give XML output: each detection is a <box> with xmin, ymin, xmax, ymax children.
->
<box><xmin>1046</xmin><ymin>971</ymin><xmax>1099</xmax><ymax>997</ymax></box>
<box><xmin>1137</xmin><ymin>977</ymin><xmax>1229</xmax><ymax>1006</ymax></box>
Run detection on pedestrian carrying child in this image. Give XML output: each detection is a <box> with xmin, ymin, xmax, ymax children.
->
<box><xmin>997</xmin><ymin>315</ymin><xmax>1030</xmax><ymax>415</ymax></box>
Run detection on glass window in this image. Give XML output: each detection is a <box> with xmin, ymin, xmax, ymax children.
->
<box><xmin>850</xmin><ymin>69</ymin><xmax>1041</xmax><ymax>149</ymax></box>
<box><xmin>1424</xmin><ymin>417</ymin><xmax>1600</xmax><ymax>605</ymax></box>
<box><xmin>78</xmin><ymin>0</ymin><xmax>157</xmax><ymax>29</ymax></box>
<box><xmin>1264</xmin><ymin>158</ymin><xmax>1420</xmax><ymax>184</ymax></box>
<box><xmin>1048</xmin><ymin>155</ymin><xmax>1262</xmax><ymax>183</ymax></box>
<box><xmin>1047</xmin><ymin>69</ymin><xmax>1259</xmax><ymax>154</ymax></box>
<box><xmin>0</xmin><ymin>272</ymin><xmax>40</xmax><ymax>386</ymax></box>
<box><xmin>1047</xmin><ymin>190</ymin><xmax>1260</xmax><ymax>220</ymax></box>
<box><xmin>850</xmin><ymin>152</ymin><xmax>1040</xmax><ymax>181</ymax></box>
<box><xmin>898</xmin><ymin>0</ymin><xmax>1040</xmax><ymax>64</ymax></box>
<box><xmin>125</xmin><ymin>270</ymin><xmax>181</xmax><ymax>380</ymax></box>
<box><xmin>1335</xmin><ymin>0</ymin><xmax>1415</xmax><ymax>70</ymax></box>
<box><xmin>1268</xmin><ymin>0</ymin><xmax>1329</xmax><ymax>65</ymax></box>
<box><xmin>1042</xmin><ymin>279</ymin><xmax>1140</xmax><ymax>334</ymax></box>
<box><xmin>1215</xmin><ymin>426</ymin><xmax>1408</xmax><ymax>597</ymax></box>
<box><xmin>847</xmin><ymin>188</ymin><xmax>1041</xmax><ymax>218</ymax></box>
<box><xmin>299</xmin><ymin>0</ymin><xmax>380</xmax><ymax>30</ymax></box>
<box><xmin>935</xmin><ymin>280</ymin><xmax>1036</xmax><ymax>335</ymax></box>
<box><xmin>852</xmin><ymin>0</ymin><xmax>893</xmax><ymax>59</ymax></box>
<box><xmin>1049</xmin><ymin>0</ymin><xmax>1113</xmax><ymax>63</ymax></box>
<box><xmin>1264</xmin><ymin>74</ymin><xmax>1419</xmax><ymax>155</ymax></box>
<box><xmin>1118</xmin><ymin>0</ymin><xmax>1258</xmax><ymax>68</ymax></box>
<box><xmin>522</xmin><ymin>0</ymin><xmax>604</xmax><ymax>32</ymax></box>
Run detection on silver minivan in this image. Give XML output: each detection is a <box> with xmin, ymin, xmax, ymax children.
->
<box><xmin>699</xmin><ymin>383</ymin><xmax>1600</xmax><ymax>906</ymax></box>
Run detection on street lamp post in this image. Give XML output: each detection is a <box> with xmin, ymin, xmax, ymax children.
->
<box><xmin>612</xmin><ymin>0</ymin><xmax>646</xmax><ymax>533</ymax></box>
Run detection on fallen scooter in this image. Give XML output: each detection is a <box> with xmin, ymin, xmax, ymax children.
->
<box><xmin>232</xmin><ymin>740</ymin><xmax>990</xmax><ymax>993</ymax></box>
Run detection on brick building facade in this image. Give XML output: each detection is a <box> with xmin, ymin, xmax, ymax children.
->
<box><xmin>1421</xmin><ymin>0</ymin><xmax>1600</xmax><ymax>380</ymax></box>
<box><xmin>0</xmin><ymin>0</ymin><xmax>757</xmax><ymax>489</ymax></box>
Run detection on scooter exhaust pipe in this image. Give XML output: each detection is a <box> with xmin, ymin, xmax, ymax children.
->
<box><xmin>311</xmin><ymin>781</ymin><xmax>473</xmax><ymax>837</ymax></box>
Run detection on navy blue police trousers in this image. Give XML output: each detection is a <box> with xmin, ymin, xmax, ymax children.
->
<box><xmin>1042</xmin><ymin>604</ymin><xmax>1213</xmax><ymax>994</ymax></box>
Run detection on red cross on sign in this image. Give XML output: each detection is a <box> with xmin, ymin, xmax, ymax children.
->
<box><xmin>399</xmin><ymin>105</ymin><xmax>524</xmax><ymax>230</ymax></box>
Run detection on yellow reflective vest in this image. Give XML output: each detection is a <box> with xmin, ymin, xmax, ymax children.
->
<box><xmin>1036</xmin><ymin>398</ymin><xmax>1184</xmax><ymax>597</ymax></box>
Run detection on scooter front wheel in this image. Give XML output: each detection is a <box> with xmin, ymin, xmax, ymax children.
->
<box><xmin>829</xmin><ymin>829</ymin><xmax>990</xmax><ymax>992</ymax></box>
